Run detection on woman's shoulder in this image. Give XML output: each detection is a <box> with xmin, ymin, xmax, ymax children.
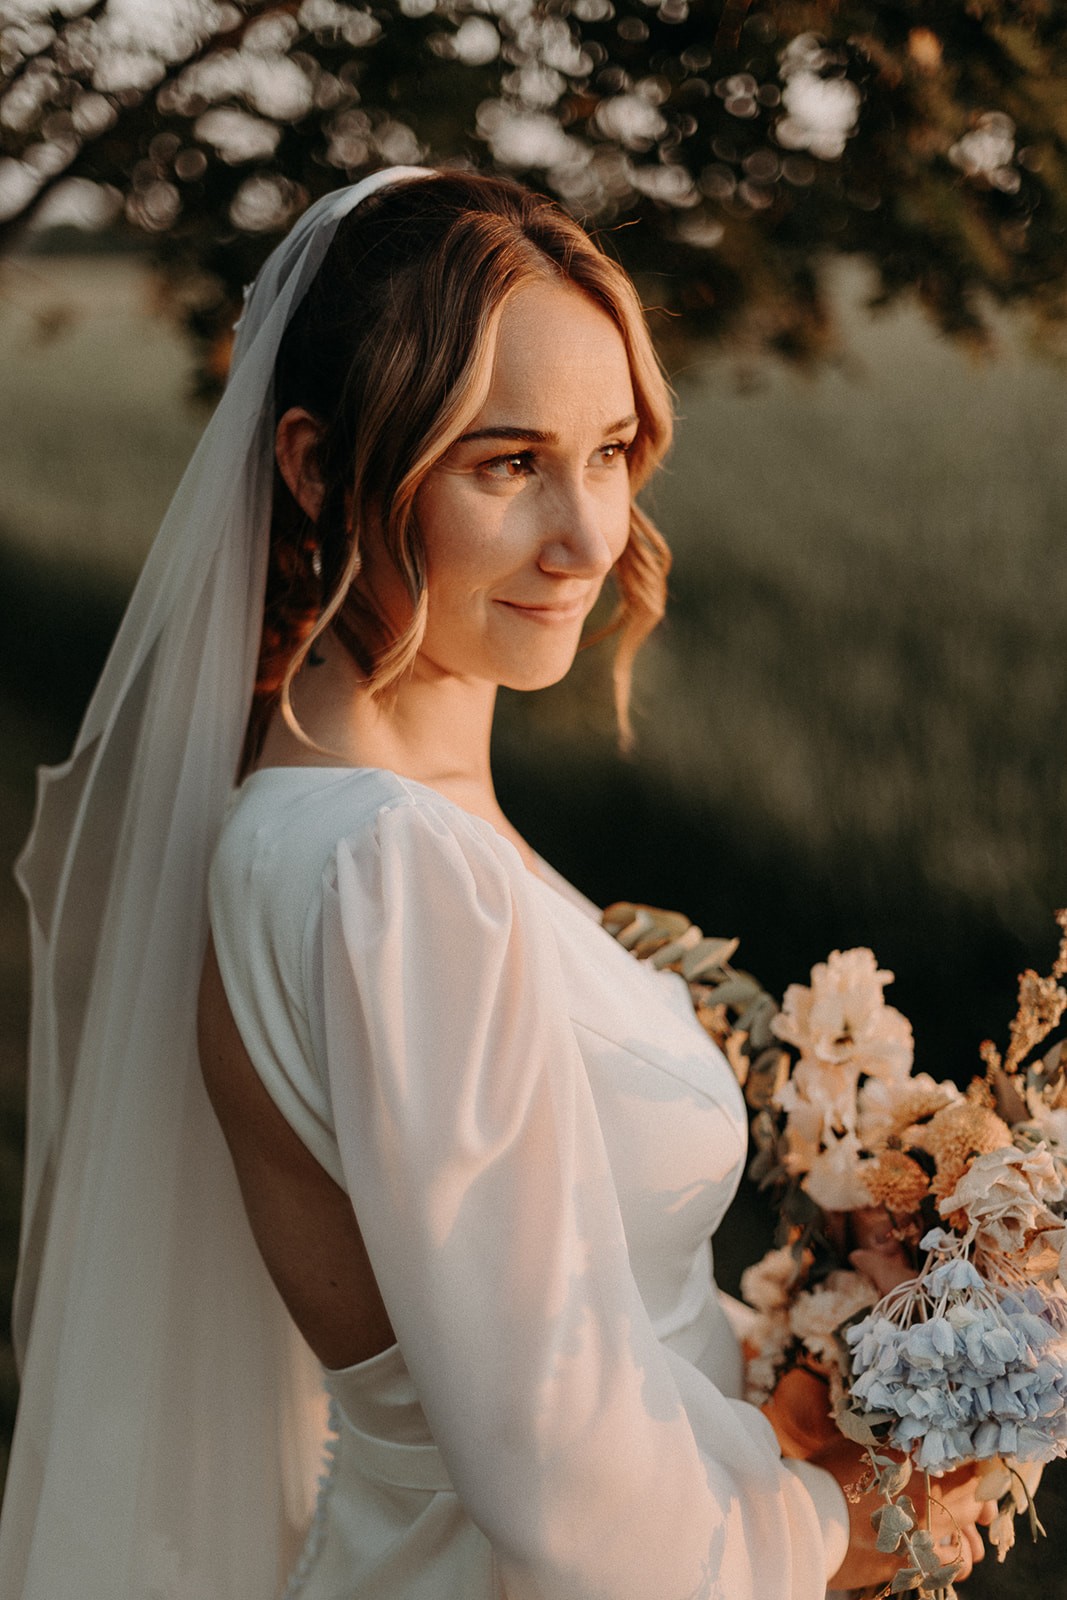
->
<box><xmin>210</xmin><ymin>763</ymin><xmax>514</xmax><ymax>910</ymax></box>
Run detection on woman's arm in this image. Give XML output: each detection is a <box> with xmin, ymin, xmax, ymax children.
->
<box><xmin>316</xmin><ymin>796</ymin><xmax>849</xmax><ymax>1600</ymax></box>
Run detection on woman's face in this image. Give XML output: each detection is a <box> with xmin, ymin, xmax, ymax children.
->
<box><xmin>409</xmin><ymin>278</ymin><xmax>638</xmax><ymax>692</ymax></box>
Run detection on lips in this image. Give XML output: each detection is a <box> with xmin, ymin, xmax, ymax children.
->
<box><xmin>495</xmin><ymin>597</ymin><xmax>589</xmax><ymax>623</ymax></box>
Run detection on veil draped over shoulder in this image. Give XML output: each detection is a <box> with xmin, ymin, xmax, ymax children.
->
<box><xmin>0</xmin><ymin>165</ymin><xmax>428</xmax><ymax>1600</ymax></box>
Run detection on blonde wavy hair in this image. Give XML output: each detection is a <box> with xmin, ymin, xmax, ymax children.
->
<box><xmin>247</xmin><ymin>169</ymin><xmax>673</xmax><ymax>765</ymax></box>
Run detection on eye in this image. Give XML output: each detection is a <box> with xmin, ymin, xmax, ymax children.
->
<box><xmin>481</xmin><ymin>451</ymin><xmax>535</xmax><ymax>480</ymax></box>
<box><xmin>595</xmin><ymin>440</ymin><xmax>633</xmax><ymax>466</ymax></box>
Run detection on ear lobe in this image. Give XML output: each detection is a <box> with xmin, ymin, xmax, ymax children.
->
<box><xmin>275</xmin><ymin>407</ymin><xmax>326</xmax><ymax>522</ymax></box>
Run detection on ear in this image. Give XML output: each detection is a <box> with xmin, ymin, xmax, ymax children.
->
<box><xmin>275</xmin><ymin>407</ymin><xmax>326</xmax><ymax>522</ymax></box>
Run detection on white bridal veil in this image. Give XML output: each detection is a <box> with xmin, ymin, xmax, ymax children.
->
<box><xmin>0</xmin><ymin>165</ymin><xmax>428</xmax><ymax>1600</ymax></box>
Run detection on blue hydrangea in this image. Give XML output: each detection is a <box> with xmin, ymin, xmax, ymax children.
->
<box><xmin>844</xmin><ymin>1234</ymin><xmax>1067</xmax><ymax>1472</ymax></box>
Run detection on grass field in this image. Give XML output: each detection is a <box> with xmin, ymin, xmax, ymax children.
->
<box><xmin>1</xmin><ymin>248</ymin><xmax>1066</xmax><ymax>1593</ymax></box>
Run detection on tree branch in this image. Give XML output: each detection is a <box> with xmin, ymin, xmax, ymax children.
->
<box><xmin>0</xmin><ymin>0</ymin><xmax>301</xmax><ymax>251</ymax></box>
<box><xmin>0</xmin><ymin>0</ymin><xmax>110</xmax><ymax>100</ymax></box>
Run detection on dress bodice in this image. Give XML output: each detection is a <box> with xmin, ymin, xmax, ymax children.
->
<box><xmin>208</xmin><ymin>766</ymin><xmax>848</xmax><ymax>1599</ymax></box>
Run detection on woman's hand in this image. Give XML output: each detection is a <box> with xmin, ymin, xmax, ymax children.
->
<box><xmin>812</xmin><ymin>1443</ymin><xmax>997</xmax><ymax>1591</ymax></box>
<box><xmin>760</xmin><ymin>1210</ymin><xmax>997</xmax><ymax>1586</ymax></box>
<box><xmin>760</xmin><ymin>1347</ymin><xmax>996</xmax><ymax>1588</ymax></box>
<box><xmin>848</xmin><ymin>1204</ymin><xmax>917</xmax><ymax>1296</ymax></box>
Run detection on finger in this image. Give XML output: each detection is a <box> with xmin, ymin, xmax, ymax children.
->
<box><xmin>944</xmin><ymin>1537</ymin><xmax>972</xmax><ymax>1583</ymax></box>
<box><xmin>967</xmin><ymin>1523</ymin><xmax>986</xmax><ymax>1564</ymax></box>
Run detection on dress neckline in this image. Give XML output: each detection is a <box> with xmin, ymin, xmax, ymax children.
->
<box><xmin>238</xmin><ymin>764</ymin><xmax>602</xmax><ymax>923</ymax></box>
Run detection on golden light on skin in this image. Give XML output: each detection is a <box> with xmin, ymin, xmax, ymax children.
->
<box><xmin>908</xmin><ymin>28</ymin><xmax>943</xmax><ymax>72</ymax></box>
<box><xmin>408</xmin><ymin>277</ymin><xmax>639</xmax><ymax>696</ymax></box>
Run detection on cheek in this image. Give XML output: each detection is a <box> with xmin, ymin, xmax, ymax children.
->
<box><xmin>607</xmin><ymin>480</ymin><xmax>633</xmax><ymax>563</ymax></box>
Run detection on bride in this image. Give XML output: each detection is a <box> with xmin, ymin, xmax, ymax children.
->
<box><xmin>1</xmin><ymin>166</ymin><xmax>992</xmax><ymax>1598</ymax></box>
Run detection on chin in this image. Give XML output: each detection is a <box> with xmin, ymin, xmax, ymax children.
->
<box><xmin>499</xmin><ymin>650</ymin><xmax>581</xmax><ymax>693</ymax></box>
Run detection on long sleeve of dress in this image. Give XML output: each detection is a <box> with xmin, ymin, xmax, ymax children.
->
<box><xmin>316</xmin><ymin>795</ymin><xmax>848</xmax><ymax>1600</ymax></box>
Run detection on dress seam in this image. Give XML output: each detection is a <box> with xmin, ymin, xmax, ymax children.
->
<box><xmin>281</xmin><ymin>1396</ymin><xmax>343</xmax><ymax>1600</ymax></box>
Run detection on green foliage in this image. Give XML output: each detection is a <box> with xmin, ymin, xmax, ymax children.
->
<box><xmin>873</xmin><ymin>1497</ymin><xmax>916</xmax><ymax>1552</ymax></box>
<box><xmin>3</xmin><ymin>1</ymin><xmax>1067</xmax><ymax>391</ymax></box>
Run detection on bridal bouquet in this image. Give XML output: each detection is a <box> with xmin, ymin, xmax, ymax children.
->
<box><xmin>603</xmin><ymin>904</ymin><xmax>1067</xmax><ymax>1596</ymax></box>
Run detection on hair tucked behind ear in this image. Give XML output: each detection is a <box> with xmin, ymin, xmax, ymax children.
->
<box><xmin>242</xmin><ymin>169</ymin><xmax>673</xmax><ymax>770</ymax></box>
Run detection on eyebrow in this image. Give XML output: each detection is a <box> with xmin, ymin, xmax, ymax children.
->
<box><xmin>453</xmin><ymin>413</ymin><xmax>639</xmax><ymax>447</ymax></box>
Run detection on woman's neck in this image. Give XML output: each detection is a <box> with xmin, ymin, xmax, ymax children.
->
<box><xmin>255</xmin><ymin>631</ymin><xmax>507</xmax><ymax>824</ymax></box>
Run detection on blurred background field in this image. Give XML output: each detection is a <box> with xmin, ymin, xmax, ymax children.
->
<box><xmin>2</xmin><ymin>243</ymin><xmax>1066</xmax><ymax>1593</ymax></box>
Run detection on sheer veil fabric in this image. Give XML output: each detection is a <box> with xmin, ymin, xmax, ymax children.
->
<box><xmin>0</xmin><ymin>166</ymin><xmax>428</xmax><ymax>1600</ymax></box>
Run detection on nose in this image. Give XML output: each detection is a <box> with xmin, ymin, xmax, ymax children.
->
<box><xmin>537</xmin><ymin>475</ymin><xmax>622</xmax><ymax>580</ymax></box>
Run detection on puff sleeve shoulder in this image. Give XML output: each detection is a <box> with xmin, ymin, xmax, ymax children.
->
<box><xmin>317</xmin><ymin>793</ymin><xmax>848</xmax><ymax>1600</ymax></box>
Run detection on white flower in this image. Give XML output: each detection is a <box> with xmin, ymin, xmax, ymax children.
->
<box><xmin>938</xmin><ymin>1144</ymin><xmax>1067</xmax><ymax>1275</ymax></box>
<box><xmin>777</xmin><ymin>1093</ymin><xmax>825</xmax><ymax>1176</ymax></box>
<box><xmin>741</xmin><ymin>1246</ymin><xmax>803</xmax><ymax>1314</ymax></box>
<box><xmin>856</xmin><ymin>1072</ymin><xmax>961</xmax><ymax>1152</ymax></box>
<box><xmin>777</xmin><ymin>1057</ymin><xmax>858</xmax><ymax>1138</ymax></box>
<box><xmin>743</xmin><ymin>1309</ymin><xmax>792</xmax><ymax>1404</ymax></box>
<box><xmin>773</xmin><ymin>948</ymin><xmax>914</xmax><ymax>1082</ymax></box>
<box><xmin>772</xmin><ymin>951</ymin><xmax>914</xmax><ymax>1167</ymax></box>
<box><xmin>989</xmin><ymin>1504</ymin><xmax>1016</xmax><ymax>1561</ymax></box>
<box><xmin>804</xmin><ymin>1131</ymin><xmax>872</xmax><ymax>1212</ymax></box>
<box><xmin>789</xmin><ymin>1269</ymin><xmax>878</xmax><ymax>1367</ymax></box>
<box><xmin>1022</xmin><ymin>1099</ymin><xmax>1067</xmax><ymax>1150</ymax></box>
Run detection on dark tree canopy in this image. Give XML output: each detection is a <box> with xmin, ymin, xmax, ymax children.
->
<box><xmin>3</xmin><ymin>0</ymin><xmax>1066</xmax><ymax>388</ymax></box>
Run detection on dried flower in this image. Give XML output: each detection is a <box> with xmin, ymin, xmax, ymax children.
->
<box><xmin>778</xmin><ymin>1095</ymin><xmax>825</xmax><ymax>1178</ymax></box>
<box><xmin>863</xmin><ymin>1149</ymin><xmax>931</xmax><ymax>1214</ymax></box>
<box><xmin>789</xmin><ymin>1269</ymin><xmax>878</xmax><ymax>1368</ymax></box>
<box><xmin>1005</xmin><ymin>971</ymin><xmax>1067</xmax><ymax>1075</ymax></box>
<box><xmin>857</xmin><ymin>1072</ymin><xmax>961</xmax><ymax>1153</ymax></box>
<box><xmin>1053</xmin><ymin>910</ymin><xmax>1067</xmax><ymax>982</ymax></box>
<box><xmin>743</xmin><ymin>1309</ymin><xmax>793</xmax><ymax>1405</ymax></box>
<box><xmin>773</xmin><ymin>948</ymin><xmax>913</xmax><ymax>1082</ymax></box>
<box><xmin>741</xmin><ymin>1246</ymin><xmax>806</xmax><ymax>1314</ymax></box>
<box><xmin>937</xmin><ymin>1144</ymin><xmax>1067</xmax><ymax>1279</ymax></box>
<box><xmin>845</xmin><ymin>1232</ymin><xmax>1067</xmax><ymax>1472</ymax></box>
<box><xmin>803</xmin><ymin>1130</ymin><xmax>872</xmax><ymax>1212</ymax></box>
<box><xmin>910</xmin><ymin>1099</ymin><xmax>1014</xmax><ymax>1198</ymax></box>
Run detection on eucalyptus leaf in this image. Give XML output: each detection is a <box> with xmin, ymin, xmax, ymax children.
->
<box><xmin>649</xmin><ymin>925</ymin><xmax>703</xmax><ymax>969</ymax></box>
<box><xmin>747</xmin><ymin>1146</ymin><xmax>776</xmax><ymax>1185</ymax></box>
<box><xmin>703</xmin><ymin>975</ymin><xmax>761</xmax><ymax>1009</ymax></box>
<box><xmin>681</xmin><ymin>936</ymin><xmax>739</xmax><ymax>980</ymax></box>
<box><xmin>754</xmin><ymin>1160</ymin><xmax>788</xmax><ymax>1191</ymax></box>
<box><xmin>744</xmin><ymin>1048</ymin><xmax>790</xmax><ymax>1109</ymax></box>
<box><xmin>835</xmin><ymin>1407</ymin><xmax>892</xmax><ymax>1448</ymax></box>
<box><xmin>879</xmin><ymin>1459</ymin><xmax>913</xmax><ymax>1498</ymax></box>
<box><xmin>750</xmin><ymin>1110</ymin><xmax>777</xmax><ymax>1150</ymax></box>
<box><xmin>747</xmin><ymin>997</ymin><xmax>780</xmax><ymax>1053</ymax></box>
<box><xmin>599</xmin><ymin>902</ymin><xmax>635</xmax><ymax>932</ymax></box>
<box><xmin>909</xmin><ymin>1530</ymin><xmax>940</xmax><ymax>1573</ymax></box>
<box><xmin>889</xmin><ymin>1567</ymin><xmax>922</xmax><ymax>1593</ymax></box>
<box><xmin>615</xmin><ymin>911</ymin><xmax>654</xmax><ymax>950</ymax></box>
<box><xmin>925</xmin><ymin>1560</ymin><xmax>963</xmax><ymax>1585</ymax></box>
<box><xmin>873</xmin><ymin>1501</ymin><xmax>914</xmax><ymax>1552</ymax></box>
<box><xmin>781</xmin><ymin>1186</ymin><xmax>821</xmax><ymax>1230</ymax></box>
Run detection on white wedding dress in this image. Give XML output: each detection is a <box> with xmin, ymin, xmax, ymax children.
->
<box><xmin>208</xmin><ymin>765</ymin><xmax>849</xmax><ymax>1600</ymax></box>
